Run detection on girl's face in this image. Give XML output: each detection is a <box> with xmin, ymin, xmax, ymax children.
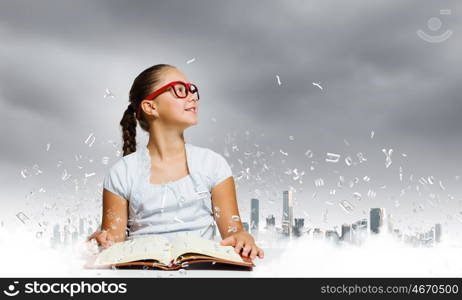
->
<box><xmin>147</xmin><ymin>67</ymin><xmax>199</xmax><ymax>128</ymax></box>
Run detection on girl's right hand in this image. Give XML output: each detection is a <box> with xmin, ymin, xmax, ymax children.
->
<box><xmin>86</xmin><ymin>229</ymin><xmax>115</xmax><ymax>249</ymax></box>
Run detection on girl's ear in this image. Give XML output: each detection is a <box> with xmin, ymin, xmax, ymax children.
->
<box><xmin>141</xmin><ymin>100</ymin><xmax>159</xmax><ymax>118</ymax></box>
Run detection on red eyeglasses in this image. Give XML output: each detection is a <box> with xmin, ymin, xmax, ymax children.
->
<box><xmin>136</xmin><ymin>80</ymin><xmax>200</xmax><ymax>119</ymax></box>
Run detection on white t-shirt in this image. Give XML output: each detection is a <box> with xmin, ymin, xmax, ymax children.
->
<box><xmin>102</xmin><ymin>142</ymin><xmax>233</xmax><ymax>241</ymax></box>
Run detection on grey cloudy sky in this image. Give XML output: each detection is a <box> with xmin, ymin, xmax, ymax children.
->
<box><xmin>1</xmin><ymin>0</ymin><xmax>461</xmax><ymax>237</ymax></box>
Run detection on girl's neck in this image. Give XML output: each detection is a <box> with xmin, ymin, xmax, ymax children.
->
<box><xmin>147</xmin><ymin>137</ymin><xmax>186</xmax><ymax>161</ymax></box>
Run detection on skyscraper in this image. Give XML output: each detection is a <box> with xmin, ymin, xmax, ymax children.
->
<box><xmin>393</xmin><ymin>228</ymin><xmax>402</xmax><ymax>240</ymax></box>
<box><xmin>63</xmin><ymin>224</ymin><xmax>70</xmax><ymax>245</ymax></box>
<box><xmin>325</xmin><ymin>230</ymin><xmax>340</xmax><ymax>243</ymax></box>
<box><xmin>387</xmin><ymin>213</ymin><xmax>394</xmax><ymax>233</ymax></box>
<box><xmin>341</xmin><ymin>223</ymin><xmax>352</xmax><ymax>242</ymax></box>
<box><xmin>87</xmin><ymin>227</ymin><xmax>94</xmax><ymax>236</ymax></box>
<box><xmin>293</xmin><ymin>218</ymin><xmax>304</xmax><ymax>237</ymax></box>
<box><xmin>79</xmin><ymin>217</ymin><xmax>85</xmax><ymax>236</ymax></box>
<box><xmin>265</xmin><ymin>215</ymin><xmax>275</xmax><ymax>230</ymax></box>
<box><xmin>51</xmin><ymin>223</ymin><xmax>61</xmax><ymax>247</ymax></box>
<box><xmin>370</xmin><ymin>208</ymin><xmax>385</xmax><ymax>234</ymax></box>
<box><xmin>242</xmin><ymin>222</ymin><xmax>249</xmax><ymax>232</ymax></box>
<box><xmin>353</xmin><ymin>218</ymin><xmax>368</xmax><ymax>244</ymax></box>
<box><xmin>429</xmin><ymin>227</ymin><xmax>435</xmax><ymax>243</ymax></box>
<box><xmin>434</xmin><ymin>223</ymin><xmax>442</xmax><ymax>243</ymax></box>
<box><xmin>355</xmin><ymin>219</ymin><xmax>368</xmax><ymax>229</ymax></box>
<box><xmin>282</xmin><ymin>190</ymin><xmax>294</xmax><ymax>236</ymax></box>
<box><xmin>72</xmin><ymin>231</ymin><xmax>79</xmax><ymax>243</ymax></box>
<box><xmin>250</xmin><ymin>198</ymin><xmax>259</xmax><ymax>235</ymax></box>
<box><xmin>351</xmin><ymin>223</ymin><xmax>358</xmax><ymax>244</ymax></box>
<box><xmin>313</xmin><ymin>228</ymin><xmax>323</xmax><ymax>240</ymax></box>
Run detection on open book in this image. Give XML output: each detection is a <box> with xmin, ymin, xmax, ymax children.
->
<box><xmin>89</xmin><ymin>234</ymin><xmax>255</xmax><ymax>270</ymax></box>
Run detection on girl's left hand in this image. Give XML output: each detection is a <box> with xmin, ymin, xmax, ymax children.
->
<box><xmin>220</xmin><ymin>231</ymin><xmax>264</xmax><ymax>260</ymax></box>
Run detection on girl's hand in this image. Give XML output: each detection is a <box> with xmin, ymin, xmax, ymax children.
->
<box><xmin>220</xmin><ymin>231</ymin><xmax>264</xmax><ymax>260</ymax></box>
<box><xmin>86</xmin><ymin>229</ymin><xmax>115</xmax><ymax>249</ymax></box>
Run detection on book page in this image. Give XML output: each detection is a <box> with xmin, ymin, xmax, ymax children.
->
<box><xmin>170</xmin><ymin>235</ymin><xmax>245</xmax><ymax>264</ymax></box>
<box><xmin>94</xmin><ymin>234</ymin><xmax>172</xmax><ymax>266</ymax></box>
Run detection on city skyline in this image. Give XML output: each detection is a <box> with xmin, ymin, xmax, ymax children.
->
<box><xmin>243</xmin><ymin>190</ymin><xmax>444</xmax><ymax>247</ymax></box>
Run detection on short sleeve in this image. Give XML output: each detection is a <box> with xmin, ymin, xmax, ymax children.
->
<box><xmin>209</xmin><ymin>151</ymin><xmax>233</xmax><ymax>189</ymax></box>
<box><xmin>103</xmin><ymin>158</ymin><xmax>130</xmax><ymax>200</ymax></box>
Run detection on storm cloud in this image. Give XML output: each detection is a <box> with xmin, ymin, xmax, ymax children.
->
<box><xmin>1</xmin><ymin>0</ymin><xmax>461</xmax><ymax>236</ymax></box>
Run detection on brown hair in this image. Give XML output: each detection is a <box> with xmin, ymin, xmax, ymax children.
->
<box><xmin>120</xmin><ymin>64</ymin><xmax>175</xmax><ymax>156</ymax></box>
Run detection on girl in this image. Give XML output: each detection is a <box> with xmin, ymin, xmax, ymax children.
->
<box><xmin>88</xmin><ymin>64</ymin><xmax>264</xmax><ymax>260</ymax></box>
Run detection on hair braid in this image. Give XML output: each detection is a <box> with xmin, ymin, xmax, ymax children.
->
<box><xmin>120</xmin><ymin>104</ymin><xmax>137</xmax><ymax>156</ymax></box>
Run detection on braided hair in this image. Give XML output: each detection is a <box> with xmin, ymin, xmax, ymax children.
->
<box><xmin>120</xmin><ymin>63</ymin><xmax>175</xmax><ymax>156</ymax></box>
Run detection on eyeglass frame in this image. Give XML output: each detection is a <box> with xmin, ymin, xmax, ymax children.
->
<box><xmin>135</xmin><ymin>80</ymin><xmax>200</xmax><ymax>119</ymax></box>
